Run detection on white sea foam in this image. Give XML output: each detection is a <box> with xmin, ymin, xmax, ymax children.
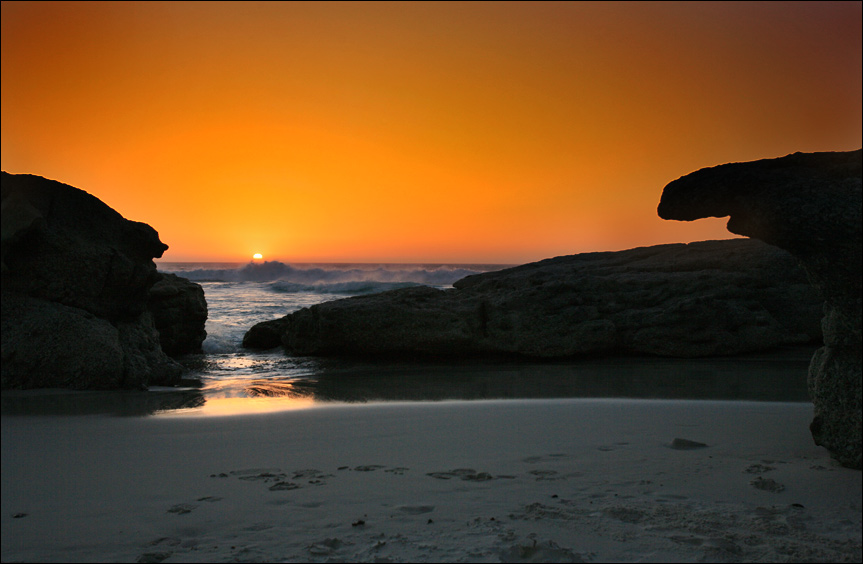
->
<box><xmin>201</xmin><ymin>325</ymin><xmax>240</xmax><ymax>354</ymax></box>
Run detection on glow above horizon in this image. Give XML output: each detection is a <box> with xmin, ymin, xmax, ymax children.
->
<box><xmin>2</xmin><ymin>1</ymin><xmax>860</xmax><ymax>263</ymax></box>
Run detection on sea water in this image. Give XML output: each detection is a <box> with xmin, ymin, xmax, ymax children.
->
<box><xmin>150</xmin><ymin>261</ymin><xmax>506</xmax><ymax>414</ymax></box>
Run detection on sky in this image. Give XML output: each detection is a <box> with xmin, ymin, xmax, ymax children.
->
<box><xmin>2</xmin><ymin>1</ymin><xmax>861</xmax><ymax>264</ymax></box>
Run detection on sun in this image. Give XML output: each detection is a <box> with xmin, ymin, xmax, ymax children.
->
<box><xmin>252</xmin><ymin>253</ymin><xmax>263</xmax><ymax>260</ymax></box>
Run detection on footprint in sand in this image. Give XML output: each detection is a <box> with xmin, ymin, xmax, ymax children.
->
<box><xmin>522</xmin><ymin>454</ymin><xmax>568</xmax><ymax>464</ymax></box>
<box><xmin>229</xmin><ymin>467</ymin><xmax>283</xmax><ymax>476</ymax></box>
<box><xmin>750</xmin><ymin>477</ymin><xmax>786</xmax><ymax>493</ymax></box>
<box><xmin>228</xmin><ymin>468</ymin><xmax>288</xmax><ymax>483</ymax></box>
<box><xmin>597</xmin><ymin>443</ymin><xmax>629</xmax><ymax>452</ymax></box>
<box><xmin>268</xmin><ymin>481</ymin><xmax>301</xmax><ymax>491</ymax></box>
<box><xmin>167</xmin><ymin>504</ymin><xmax>197</xmax><ymax>515</ymax></box>
<box><xmin>216</xmin><ymin>467</ymin><xmax>341</xmax><ymax>493</ymax></box>
<box><xmin>528</xmin><ymin>470</ymin><xmax>560</xmax><ymax>481</ymax></box>
<box><xmin>744</xmin><ymin>464</ymin><xmax>775</xmax><ymax>474</ymax></box>
<box><xmin>292</xmin><ymin>468</ymin><xmax>325</xmax><ymax>478</ymax></box>
<box><xmin>136</xmin><ymin>552</ymin><xmax>172</xmax><ymax>563</ymax></box>
<box><xmin>217</xmin><ymin>464</ymin><xmax>413</xmax><ymax>495</ymax></box>
<box><xmin>427</xmin><ymin>468</ymin><xmax>495</xmax><ymax>481</ymax></box>
<box><xmin>239</xmin><ymin>472</ymin><xmax>287</xmax><ymax>483</ymax></box>
<box><xmin>292</xmin><ymin>468</ymin><xmax>334</xmax><ymax>485</ymax></box>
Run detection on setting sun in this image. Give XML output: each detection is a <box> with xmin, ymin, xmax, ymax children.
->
<box><xmin>253</xmin><ymin>253</ymin><xmax>263</xmax><ymax>260</ymax></box>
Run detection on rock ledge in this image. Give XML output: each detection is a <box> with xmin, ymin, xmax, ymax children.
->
<box><xmin>658</xmin><ymin>149</ymin><xmax>862</xmax><ymax>469</ymax></box>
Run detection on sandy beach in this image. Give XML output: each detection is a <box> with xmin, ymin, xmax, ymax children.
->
<box><xmin>2</xmin><ymin>398</ymin><xmax>860</xmax><ymax>563</ymax></box>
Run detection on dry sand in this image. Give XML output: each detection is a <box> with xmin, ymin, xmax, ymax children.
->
<box><xmin>2</xmin><ymin>398</ymin><xmax>861</xmax><ymax>563</ymax></box>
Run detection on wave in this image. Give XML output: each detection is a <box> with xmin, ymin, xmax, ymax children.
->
<box><xmin>160</xmin><ymin>260</ymin><xmax>486</xmax><ymax>287</ymax></box>
<box><xmin>201</xmin><ymin>330</ymin><xmax>240</xmax><ymax>354</ymax></box>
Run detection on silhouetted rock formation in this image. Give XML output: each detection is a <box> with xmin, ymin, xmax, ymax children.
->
<box><xmin>245</xmin><ymin>239</ymin><xmax>820</xmax><ymax>360</ymax></box>
<box><xmin>149</xmin><ymin>272</ymin><xmax>208</xmax><ymax>356</ymax></box>
<box><xmin>658</xmin><ymin>149</ymin><xmax>862</xmax><ymax>469</ymax></box>
<box><xmin>1</xmin><ymin>172</ymin><xmax>207</xmax><ymax>389</ymax></box>
<box><xmin>243</xmin><ymin>316</ymin><xmax>287</xmax><ymax>350</ymax></box>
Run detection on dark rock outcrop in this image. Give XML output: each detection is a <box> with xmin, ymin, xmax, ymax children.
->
<box><xmin>242</xmin><ymin>317</ymin><xmax>288</xmax><ymax>350</ymax></box>
<box><xmin>658</xmin><ymin>149</ymin><xmax>862</xmax><ymax>469</ymax></box>
<box><xmin>245</xmin><ymin>239</ymin><xmax>821</xmax><ymax>359</ymax></box>
<box><xmin>149</xmin><ymin>273</ymin><xmax>208</xmax><ymax>356</ymax></box>
<box><xmin>1</xmin><ymin>172</ymin><xmax>206</xmax><ymax>389</ymax></box>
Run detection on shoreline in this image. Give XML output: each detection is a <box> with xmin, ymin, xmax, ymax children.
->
<box><xmin>1</xmin><ymin>346</ymin><xmax>817</xmax><ymax>418</ymax></box>
<box><xmin>3</xmin><ymin>398</ymin><xmax>860</xmax><ymax>562</ymax></box>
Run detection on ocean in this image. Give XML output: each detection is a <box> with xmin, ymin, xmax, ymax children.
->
<box><xmin>138</xmin><ymin>260</ymin><xmax>813</xmax><ymax>417</ymax></box>
<box><xmin>150</xmin><ymin>261</ymin><xmax>507</xmax><ymax>415</ymax></box>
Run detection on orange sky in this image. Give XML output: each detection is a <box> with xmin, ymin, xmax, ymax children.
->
<box><xmin>2</xmin><ymin>1</ymin><xmax>861</xmax><ymax>263</ymax></box>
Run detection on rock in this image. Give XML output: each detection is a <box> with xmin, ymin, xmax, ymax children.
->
<box><xmin>1</xmin><ymin>172</ymin><xmax>203</xmax><ymax>389</ymax></box>
<box><xmin>117</xmin><ymin>311</ymin><xmax>185</xmax><ymax>387</ymax></box>
<box><xmin>242</xmin><ymin>317</ymin><xmax>288</xmax><ymax>350</ymax></box>
<box><xmin>1</xmin><ymin>188</ymin><xmax>45</xmax><ymax>273</ymax></box>
<box><xmin>1</xmin><ymin>173</ymin><xmax>166</xmax><ymax>319</ymax></box>
<box><xmin>1</xmin><ymin>292</ymin><xmax>127</xmax><ymax>389</ymax></box>
<box><xmin>149</xmin><ymin>272</ymin><xmax>208</xmax><ymax>355</ymax></box>
<box><xmin>658</xmin><ymin>149</ymin><xmax>862</xmax><ymax>469</ymax></box>
<box><xmin>245</xmin><ymin>239</ymin><xmax>821</xmax><ymax>359</ymax></box>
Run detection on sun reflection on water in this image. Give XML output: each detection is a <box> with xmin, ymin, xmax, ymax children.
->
<box><xmin>158</xmin><ymin>395</ymin><xmax>317</xmax><ymax>417</ymax></box>
<box><xmin>157</xmin><ymin>376</ymin><xmax>320</xmax><ymax>417</ymax></box>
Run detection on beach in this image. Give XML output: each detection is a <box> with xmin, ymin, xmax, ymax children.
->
<box><xmin>3</xmin><ymin>3</ymin><xmax>861</xmax><ymax>562</ymax></box>
<box><xmin>3</xmin><ymin>398</ymin><xmax>860</xmax><ymax>563</ymax></box>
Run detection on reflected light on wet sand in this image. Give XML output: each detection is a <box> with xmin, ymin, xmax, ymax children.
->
<box><xmin>158</xmin><ymin>395</ymin><xmax>317</xmax><ymax>417</ymax></box>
